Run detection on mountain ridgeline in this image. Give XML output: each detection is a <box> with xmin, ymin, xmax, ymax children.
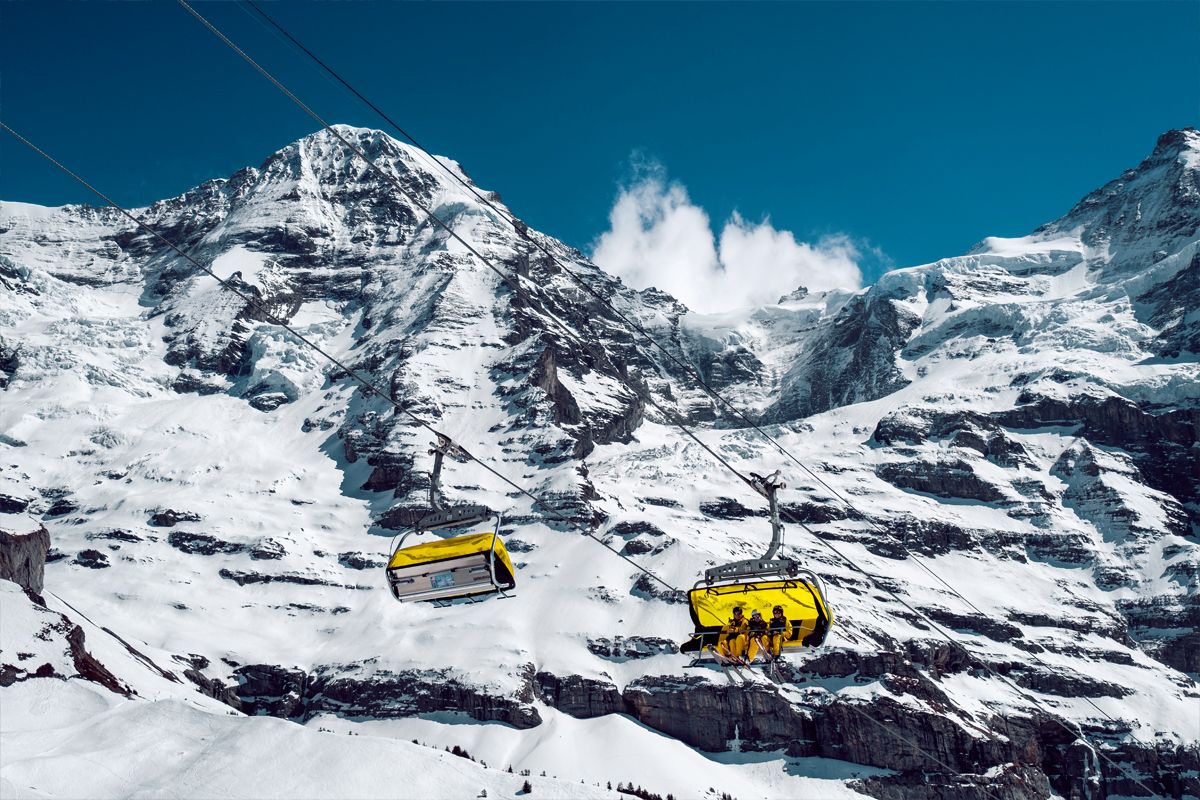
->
<box><xmin>0</xmin><ymin>126</ymin><xmax>1197</xmax><ymax>800</ymax></box>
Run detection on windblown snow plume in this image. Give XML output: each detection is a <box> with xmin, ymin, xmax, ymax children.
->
<box><xmin>592</xmin><ymin>167</ymin><xmax>863</xmax><ymax>312</ymax></box>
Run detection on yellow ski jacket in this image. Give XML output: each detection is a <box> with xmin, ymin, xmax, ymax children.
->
<box><xmin>717</xmin><ymin>616</ymin><xmax>749</xmax><ymax>648</ymax></box>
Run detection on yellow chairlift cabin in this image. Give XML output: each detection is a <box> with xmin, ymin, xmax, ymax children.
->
<box><xmin>681</xmin><ymin>471</ymin><xmax>834</xmax><ymax>665</ymax></box>
<box><xmin>386</xmin><ymin>435</ymin><xmax>516</xmax><ymax>605</ymax></box>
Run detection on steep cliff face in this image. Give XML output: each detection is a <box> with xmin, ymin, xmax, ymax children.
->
<box><xmin>0</xmin><ymin>514</ymin><xmax>50</xmax><ymax>595</ymax></box>
<box><xmin>1</xmin><ymin>127</ymin><xmax>1197</xmax><ymax>799</ymax></box>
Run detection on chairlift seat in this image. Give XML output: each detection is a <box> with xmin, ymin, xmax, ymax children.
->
<box><xmin>387</xmin><ymin>530</ymin><xmax>516</xmax><ymax>604</ymax></box>
<box><xmin>680</xmin><ymin>573</ymin><xmax>833</xmax><ymax>655</ymax></box>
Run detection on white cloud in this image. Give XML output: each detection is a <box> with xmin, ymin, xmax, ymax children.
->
<box><xmin>591</xmin><ymin>169</ymin><xmax>864</xmax><ymax>313</ymax></box>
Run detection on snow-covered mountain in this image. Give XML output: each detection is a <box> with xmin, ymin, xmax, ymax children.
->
<box><xmin>1</xmin><ymin>125</ymin><xmax>1197</xmax><ymax>800</ymax></box>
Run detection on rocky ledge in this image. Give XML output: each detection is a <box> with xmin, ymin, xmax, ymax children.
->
<box><xmin>177</xmin><ymin>647</ymin><xmax>1198</xmax><ymax>800</ymax></box>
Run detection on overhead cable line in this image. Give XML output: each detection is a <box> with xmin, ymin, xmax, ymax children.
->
<box><xmin>9</xmin><ymin>4</ymin><xmax>1005</xmax><ymax>783</ymax></box>
<box><xmin>0</xmin><ymin>121</ymin><xmax>1007</xmax><ymax>800</ymax></box>
<box><xmin>234</xmin><ymin>3</ymin><xmax>1177</xmax><ymax>783</ymax></box>
<box><xmin>0</xmin><ymin>120</ymin><xmax>675</xmax><ymax>597</ymax></box>
<box><xmin>146</xmin><ymin>2</ymin><xmax>1170</xmax><ymax>791</ymax></box>
<box><xmin>174</xmin><ymin>0</ymin><xmax>956</xmax><ymax>638</ymax></box>
<box><xmin>191</xmin><ymin>0</ymin><xmax>1021</xmax><ymax>759</ymax></box>
<box><xmin>182</xmin><ymin>5</ymin><xmax>1161</xmax><ymax>790</ymax></box>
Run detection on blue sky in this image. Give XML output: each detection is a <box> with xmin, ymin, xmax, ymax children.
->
<box><xmin>2</xmin><ymin>1</ymin><xmax>1197</xmax><ymax>292</ymax></box>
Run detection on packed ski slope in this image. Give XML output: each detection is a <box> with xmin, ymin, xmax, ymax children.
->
<box><xmin>1</xmin><ymin>126</ymin><xmax>1197</xmax><ymax>799</ymax></box>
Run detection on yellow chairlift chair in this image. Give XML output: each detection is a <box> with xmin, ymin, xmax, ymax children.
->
<box><xmin>385</xmin><ymin>435</ymin><xmax>516</xmax><ymax>605</ymax></box>
<box><xmin>680</xmin><ymin>471</ymin><xmax>834</xmax><ymax>663</ymax></box>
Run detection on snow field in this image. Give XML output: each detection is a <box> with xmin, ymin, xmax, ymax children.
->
<box><xmin>0</xmin><ymin>680</ymin><xmax>616</xmax><ymax>800</ymax></box>
<box><xmin>312</xmin><ymin>706</ymin><xmax>875</xmax><ymax>800</ymax></box>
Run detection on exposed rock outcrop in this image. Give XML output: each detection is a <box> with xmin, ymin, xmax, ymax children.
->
<box><xmin>0</xmin><ymin>519</ymin><xmax>50</xmax><ymax>595</ymax></box>
<box><xmin>1000</xmin><ymin>392</ymin><xmax>1199</xmax><ymax>509</ymax></box>
<box><xmin>876</xmin><ymin>457</ymin><xmax>1004</xmax><ymax>503</ymax></box>
<box><xmin>768</xmin><ymin>293</ymin><xmax>920</xmax><ymax>422</ymax></box>
<box><xmin>185</xmin><ymin>661</ymin><xmax>542</xmax><ymax>728</ymax></box>
<box><xmin>0</xmin><ymin>583</ymin><xmax>131</xmax><ymax>697</ymax></box>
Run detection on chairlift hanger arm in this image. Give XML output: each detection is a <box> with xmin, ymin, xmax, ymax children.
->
<box><xmin>426</xmin><ymin>432</ymin><xmax>476</xmax><ymax>513</ymax></box>
<box><xmin>746</xmin><ymin>471</ymin><xmax>786</xmax><ymax>561</ymax></box>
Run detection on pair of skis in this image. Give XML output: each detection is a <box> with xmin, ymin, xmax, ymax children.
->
<box><xmin>708</xmin><ymin>646</ymin><xmax>783</xmax><ymax>685</ymax></box>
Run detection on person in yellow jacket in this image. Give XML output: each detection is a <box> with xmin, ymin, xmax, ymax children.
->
<box><xmin>764</xmin><ymin>604</ymin><xmax>793</xmax><ymax>659</ymax></box>
<box><xmin>710</xmin><ymin>606</ymin><xmax>750</xmax><ymax>662</ymax></box>
<box><xmin>745</xmin><ymin>608</ymin><xmax>771</xmax><ymax>662</ymax></box>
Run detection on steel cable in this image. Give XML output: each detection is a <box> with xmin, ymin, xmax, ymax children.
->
<box><xmin>10</xmin><ymin>1</ymin><xmax>1169</xmax><ymax>790</ymax></box>
<box><xmin>3</xmin><ymin>119</ymin><xmax>1015</xmax><ymax>798</ymax></box>
<box><xmin>175</xmin><ymin>5</ymin><xmax>1170</xmax><ymax>793</ymax></box>
<box><xmin>227</xmin><ymin>7</ymin><xmax>1174</xmax><ymax>792</ymax></box>
<box><xmin>0</xmin><ymin>120</ymin><xmax>676</xmax><ymax>596</ymax></box>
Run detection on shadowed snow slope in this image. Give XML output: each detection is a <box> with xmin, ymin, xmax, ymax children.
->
<box><xmin>1</xmin><ymin>126</ymin><xmax>1197</xmax><ymax>799</ymax></box>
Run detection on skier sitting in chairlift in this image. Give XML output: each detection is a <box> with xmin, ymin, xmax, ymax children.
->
<box><xmin>745</xmin><ymin>608</ymin><xmax>771</xmax><ymax>663</ymax></box>
<box><xmin>764</xmin><ymin>605</ymin><xmax>793</xmax><ymax>660</ymax></box>
<box><xmin>710</xmin><ymin>606</ymin><xmax>750</xmax><ymax>663</ymax></box>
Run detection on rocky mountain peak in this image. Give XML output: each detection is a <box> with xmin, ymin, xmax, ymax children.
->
<box><xmin>256</xmin><ymin>125</ymin><xmax>473</xmax><ymax>198</ymax></box>
<box><xmin>1150</xmin><ymin>126</ymin><xmax>1200</xmax><ymax>163</ymax></box>
<box><xmin>1033</xmin><ymin>127</ymin><xmax>1199</xmax><ymax>272</ymax></box>
<box><xmin>1</xmin><ymin>127</ymin><xmax>1197</xmax><ymax>800</ymax></box>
